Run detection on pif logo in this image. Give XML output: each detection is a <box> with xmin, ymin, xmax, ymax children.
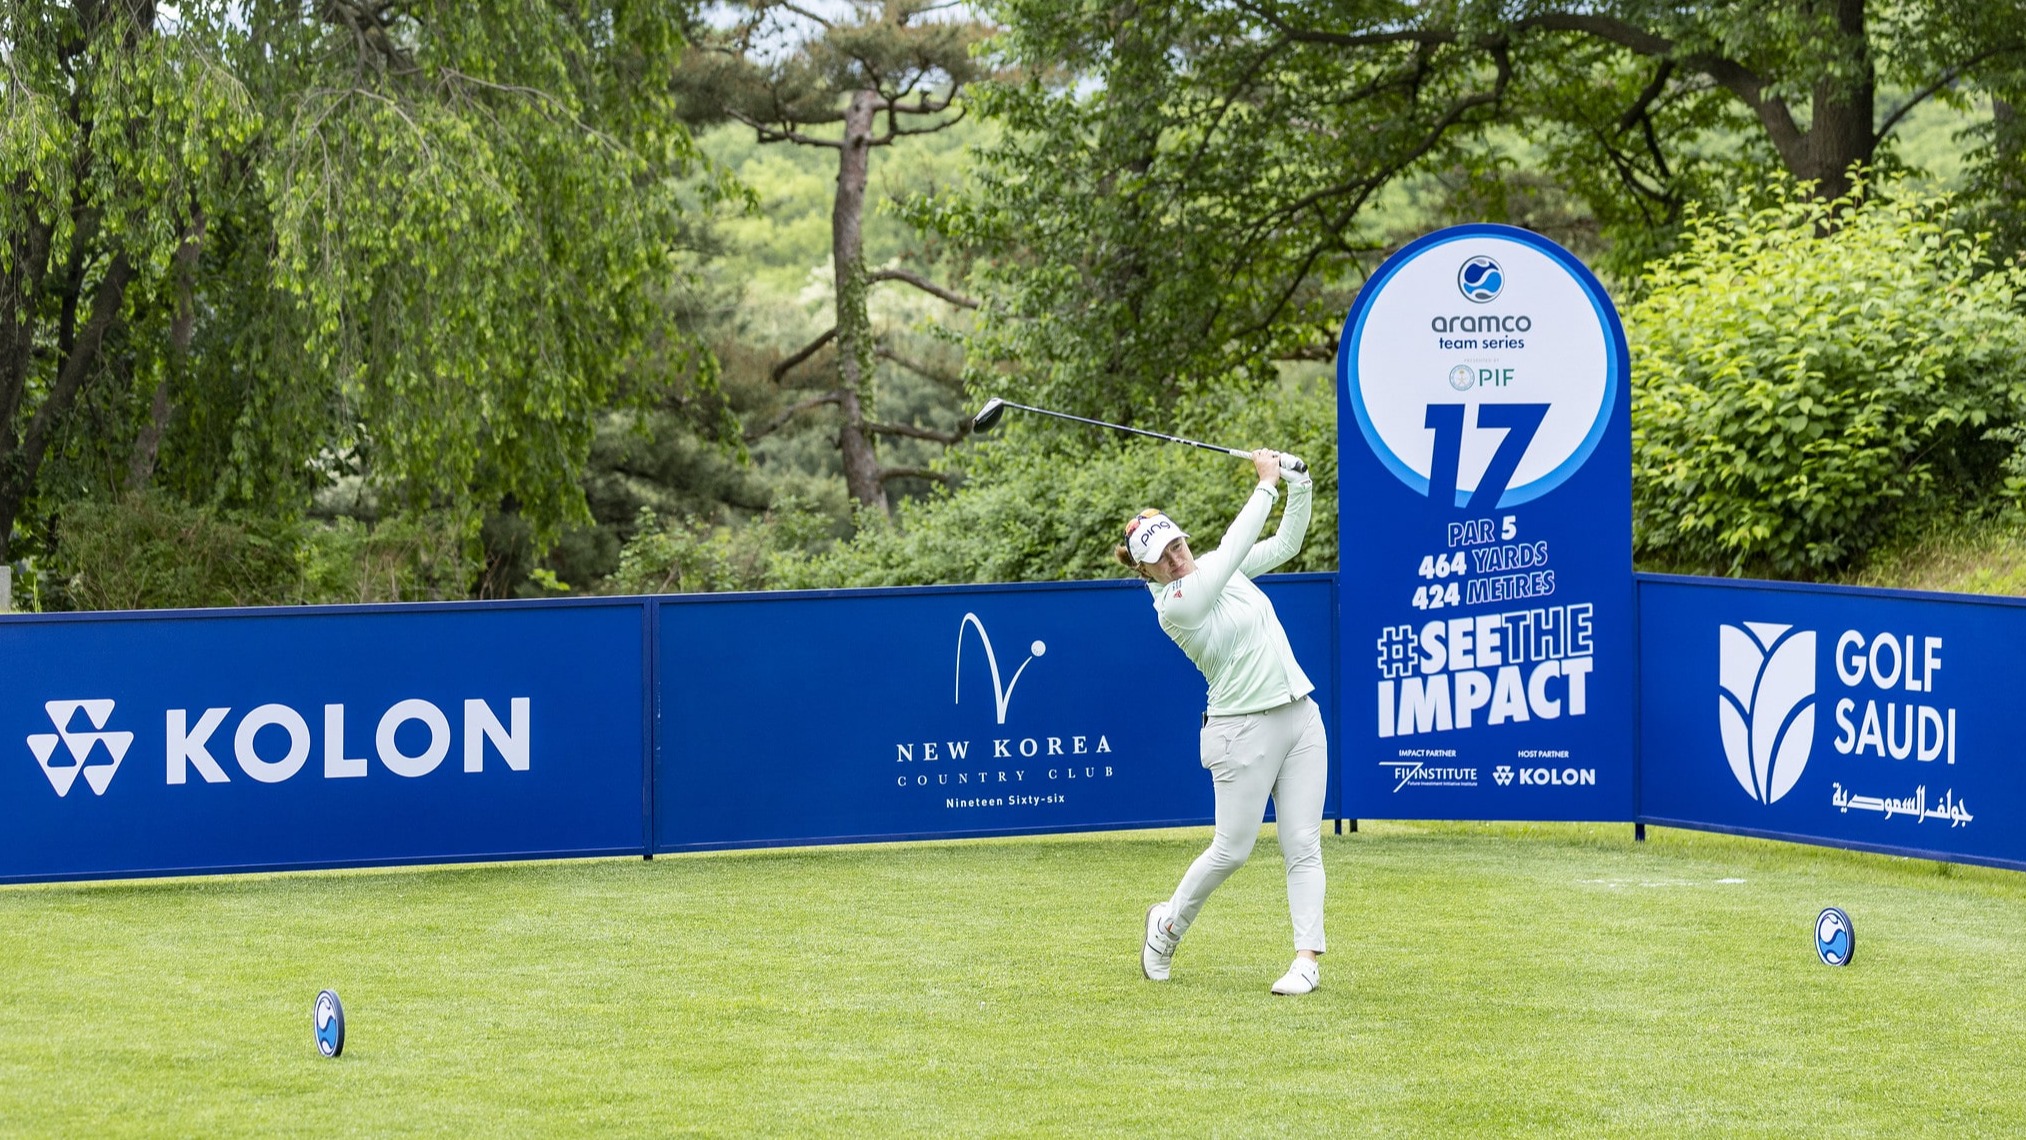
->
<box><xmin>1718</xmin><ymin>622</ymin><xmax>1817</xmax><ymax>804</ymax></box>
<box><xmin>27</xmin><ymin>699</ymin><xmax>134</xmax><ymax>797</ymax></box>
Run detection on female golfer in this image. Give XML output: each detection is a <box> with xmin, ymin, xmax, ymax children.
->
<box><xmin>1119</xmin><ymin>449</ymin><xmax>1326</xmax><ymax>995</ymax></box>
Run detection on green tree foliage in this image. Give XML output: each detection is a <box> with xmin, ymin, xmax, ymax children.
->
<box><xmin>675</xmin><ymin>0</ymin><xmax>988</xmax><ymax>515</ymax></box>
<box><xmin>1627</xmin><ymin>175</ymin><xmax>2026</xmax><ymax>576</ymax></box>
<box><xmin>919</xmin><ymin>0</ymin><xmax>2026</xmax><ymax>428</ymax></box>
<box><xmin>0</xmin><ymin>1</ymin><xmax>258</xmax><ymax>557</ymax></box>
<box><xmin>689</xmin><ymin>118</ymin><xmax>981</xmax><ymax>545</ymax></box>
<box><xmin>917</xmin><ymin>2</ymin><xmax>1445</xmax><ymax>424</ymax></box>
<box><xmin>2</xmin><ymin>0</ymin><xmax>721</xmax><ymax>574</ymax></box>
<box><xmin>53</xmin><ymin>490</ymin><xmax>471</xmax><ymax>610</ymax></box>
<box><xmin>782</xmin><ymin>381</ymin><xmax>1337</xmax><ymax>587</ymax></box>
<box><xmin>1220</xmin><ymin>0</ymin><xmax>2026</xmax><ymax>231</ymax></box>
<box><xmin>607</xmin><ymin>496</ymin><xmax>830</xmax><ymax>594</ymax></box>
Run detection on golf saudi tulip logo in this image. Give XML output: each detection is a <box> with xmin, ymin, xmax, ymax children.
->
<box><xmin>1718</xmin><ymin>623</ymin><xmax>1818</xmax><ymax>804</ymax></box>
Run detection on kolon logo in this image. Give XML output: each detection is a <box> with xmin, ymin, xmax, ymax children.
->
<box><xmin>27</xmin><ymin>699</ymin><xmax>135</xmax><ymax>797</ymax></box>
<box><xmin>954</xmin><ymin>613</ymin><xmax>1047</xmax><ymax>725</ymax></box>
<box><xmin>1718</xmin><ymin>622</ymin><xmax>1817</xmax><ymax>804</ymax></box>
<box><xmin>1493</xmin><ymin>765</ymin><xmax>1514</xmax><ymax>786</ymax></box>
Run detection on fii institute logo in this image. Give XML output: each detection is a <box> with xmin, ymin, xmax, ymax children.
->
<box><xmin>27</xmin><ymin>699</ymin><xmax>135</xmax><ymax>797</ymax></box>
<box><xmin>1457</xmin><ymin>255</ymin><xmax>1503</xmax><ymax>303</ymax></box>
<box><xmin>955</xmin><ymin>613</ymin><xmax>1047</xmax><ymax>725</ymax></box>
<box><xmin>1718</xmin><ymin>622</ymin><xmax>1817</xmax><ymax>804</ymax></box>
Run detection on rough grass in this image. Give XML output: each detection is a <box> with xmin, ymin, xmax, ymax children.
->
<box><xmin>1841</xmin><ymin>515</ymin><xmax>2026</xmax><ymax>597</ymax></box>
<box><xmin>3</xmin><ymin>822</ymin><xmax>2024</xmax><ymax>1138</ymax></box>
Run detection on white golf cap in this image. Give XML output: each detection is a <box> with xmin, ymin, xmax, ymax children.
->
<box><xmin>1126</xmin><ymin>512</ymin><xmax>1190</xmax><ymax>563</ymax></box>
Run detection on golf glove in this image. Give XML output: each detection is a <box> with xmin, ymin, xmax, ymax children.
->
<box><xmin>1278</xmin><ymin>453</ymin><xmax>1311</xmax><ymax>484</ymax></box>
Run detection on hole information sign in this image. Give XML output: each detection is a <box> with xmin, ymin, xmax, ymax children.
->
<box><xmin>1337</xmin><ymin>224</ymin><xmax>1633</xmax><ymax>820</ymax></box>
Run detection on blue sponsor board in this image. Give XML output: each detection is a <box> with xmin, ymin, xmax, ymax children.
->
<box><xmin>1</xmin><ymin>600</ymin><xmax>648</xmax><ymax>883</ymax></box>
<box><xmin>1638</xmin><ymin>575</ymin><xmax>2025</xmax><ymax>869</ymax></box>
<box><xmin>1337</xmin><ymin>224</ymin><xmax>1634</xmax><ymax>820</ymax></box>
<box><xmin>654</xmin><ymin>576</ymin><xmax>1338</xmax><ymax>850</ymax></box>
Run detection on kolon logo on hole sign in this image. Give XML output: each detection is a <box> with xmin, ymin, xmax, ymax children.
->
<box><xmin>1718</xmin><ymin>623</ymin><xmax>1818</xmax><ymax>804</ymax></box>
<box><xmin>27</xmin><ymin>699</ymin><xmax>135</xmax><ymax>798</ymax></box>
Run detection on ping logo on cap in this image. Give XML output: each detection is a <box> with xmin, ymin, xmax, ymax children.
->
<box><xmin>1128</xmin><ymin>512</ymin><xmax>1187</xmax><ymax>563</ymax></box>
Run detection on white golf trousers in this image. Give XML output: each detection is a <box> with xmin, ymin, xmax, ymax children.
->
<box><xmin>1166</xmin><ymin>695</ymin><xmax>1328</xmax><ymax>953</ymax></box>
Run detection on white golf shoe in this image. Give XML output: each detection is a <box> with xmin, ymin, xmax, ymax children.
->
<box><xmin>1270</xmin><ymin>957</ymin><xmax>1319</xmax><ymax>996</ymax></box>
<box><xmin>1142</xmin><ymin>902</ymin><xmax>1180</xmax><ymax>981</ymax></box>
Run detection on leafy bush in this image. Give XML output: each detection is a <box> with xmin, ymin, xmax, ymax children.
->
<box><xmin>54</xmin><ymin>494</ymin><xmax>306</xmax><ymax>611</ymax></box>
<box><xmin>607</xmin><ymin>497</ymin><xmax>833</xmax><ymax>595</ymax></box>
<box><xmin>297</xmin><ymin>515</ymin><xmax>477</xmax><ymax>605</ymax></box>
<box><xmin>781</xmin><ymin>382</ymin><xmax>1337</xmax><ymax>588</ymax></box>
<box><xmin>1627</xmin><ymin>176</ymin><xmax>2026</xmax><ymax>575</ymax></box>
<box><xmin>52</xmin><ymin>492</ymin><xmax>474</xmax><ymax>611</ymax></box>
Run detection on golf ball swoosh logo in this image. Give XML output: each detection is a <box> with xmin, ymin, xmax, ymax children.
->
<box><xmin>1458</xmin><ymin>256</ymin><xmax>1503</xmax><ymax>302</ymax></box>
<box><xmin>1718</xmin><ymin>622</ymin><xmax>1817</xmax><ymax>804</ymax></box>
<box><xmin>315</xmin><ymin>991</ymin><xmax>343</xmax><ymax>1057</ymax></box>
<box><xmin>1816</xmin><ymin>909</ymin><xmax>1852</xmax><ymax>965</ymax></box>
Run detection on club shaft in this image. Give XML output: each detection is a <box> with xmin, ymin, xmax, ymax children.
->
<box><xmin>998</xmin><ymin>402</ymin><xmax>1250</xmax><ymax>459</ymax></box>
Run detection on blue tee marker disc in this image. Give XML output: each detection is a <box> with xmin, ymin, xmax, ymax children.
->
<box><xmin>314</xmin><ymin>989</ymin><xmax>346</xmax><ymax>1057</ymax></box>
<box><xmin>1815</xmin><ymin>908</ymin><xmax>1855</xmax><ymax>966</ymax></box>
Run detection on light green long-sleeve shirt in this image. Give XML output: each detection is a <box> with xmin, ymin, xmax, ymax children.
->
<box><xmin>1146</xmin><ymin>477</ymin><xmax>1315</xmax><ymax>716</ymax></box>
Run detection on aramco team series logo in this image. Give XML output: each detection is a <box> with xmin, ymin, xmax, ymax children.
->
<box><xmin>27</xmin><ymin>699</ymin><xmax>135</xmax><ymax>797</ymax></box>
<box><xmin>955</xmin><ymin>613</ymin><xmax>1047</xmax><ymax>725</ymax></box>
<box><xmin>1718</xmin><ymin>622</ymin><xmax>1818</xmax><ymax>804</ymax></box>
<box><xmin>1457</xmin><ymin>255</ymin><xmax>1503</xmax><ymax>303</ymax></box>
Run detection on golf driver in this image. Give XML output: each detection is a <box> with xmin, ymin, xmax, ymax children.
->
<box><xmin>967</xmin><ymin>398</ymin><xmax>1306</xmax><ymax>474</ymax></box>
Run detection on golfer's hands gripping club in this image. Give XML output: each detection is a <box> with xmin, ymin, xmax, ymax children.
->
<box><xmin>1250</xmin><ymin>449</ymin><xmax>1310</xmax><ymax>486</ymax></box>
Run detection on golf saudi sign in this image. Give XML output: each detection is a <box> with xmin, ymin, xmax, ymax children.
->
<box><xmin>1337</xmin><ymin>224</ymin><xmax>1633</xmax><ymax>821</ymax></box>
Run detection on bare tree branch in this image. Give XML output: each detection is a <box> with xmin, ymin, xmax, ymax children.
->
<box><xmin>19</xmin><ymin>253</ymin><xmax>134</xmax><ymax>486</ymax></box>
<box><xmin>730</xmin><ymin>109</ymin><xmax>848</xmax><ymax>148</ymax></box>
<box><xmin>877</xmin><ymin>464</ymin><xmax>958</xmax><ymax>485</ymax></box>
<box><xmin>1518</xmin><ymin>13</ymin><xmax>1802</xmax><ymax>163</ymax></box>
<box><xmin>1617</xmin><ymin>59</ymin><xmax>1675</xmax><ymax>134</ymax></box>
<box><xmin>1272</xmin><ymin>338</ymin><xmax>1339</xmax><ymax>362</ymax></box>
<box><xmin>1224</xmin><ymin>44</ymin><xmax>1515</xmax><ymax>340</ymax></box>
<box><xmin>874</xmin><ymin>103</ymin><xmax>970</xmax><ymax>142</ymax></box>
<box><xmin>875</xmin><ymin>342</ymin><xmax>962</xmax><ymax>385</ymax></box>
<box><xmin>771</xmin><ymin>326</ymin><xmax>837</xmax><ymax>384</ymax></box>
<box><xmin>1240</xmin><ymin>5</ymin><xmax>1812</xmax><ymax>182</ymax></box>
<box><xmin>1876</xmin><ymin>45</ymin><xmax>2026</xmax><ymax>141</ymax></box>
<box><xmin>866</xmin><ymin>419</ymin><xmax>968</xmax><ymax>444</ymax></box>
<box><xmin>775</xmin><ymin>2</ymin><xmax>836</xmax><ymax>29</ymax></box>
<box><xmin>745</xmin><ymin>390</ymin><xmax>841</xmax><ymax>442</ymax></box>
<box><xmin>868</xmin><ymin>267</ymin><xmax>978</xmax><ymax>308</ymax></box>
<box><xmin>1234</xmin><ymin>4</ymin><xmax>1464</xmax><ymax>52</ymax></box>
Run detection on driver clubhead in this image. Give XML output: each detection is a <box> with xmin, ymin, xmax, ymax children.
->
<box><xmin>968</xmin><ymin>398</ymin><xmax>1008</xmax><ymax>434</ymax></box>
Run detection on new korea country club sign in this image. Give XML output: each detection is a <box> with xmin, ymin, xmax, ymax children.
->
<box><xmin>1338</xmin><ymin>224</ymin><xmax>1633</xmax><ymax>821</ymax></box>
